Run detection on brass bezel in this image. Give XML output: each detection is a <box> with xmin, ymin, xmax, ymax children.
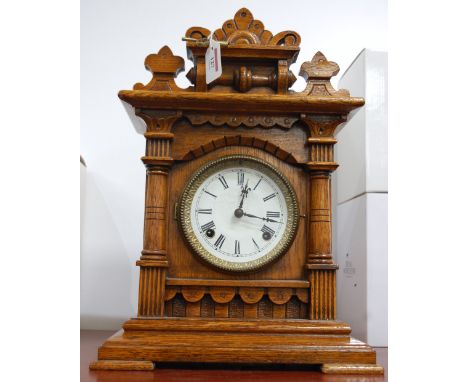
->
<box><xmin>178</xmin><ymin>155</ymin><xmax>299</xmax><ymax>272</ymax></box>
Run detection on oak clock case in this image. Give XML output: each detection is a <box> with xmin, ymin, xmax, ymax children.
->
<box><xmin>177</xmin><ymin>155</ymin><xmax>299</xmax><ymax>272</ymax></box>
<box><xmin>90</xmin><ymin>7</ymin><xmax>384</xmax><ymax>375</ymax></box>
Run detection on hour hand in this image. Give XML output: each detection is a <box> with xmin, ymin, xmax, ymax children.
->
<box><xmin>238</xmin><ymin>179</ymin><xmax>250</xmax><ymax>209</ymax></box>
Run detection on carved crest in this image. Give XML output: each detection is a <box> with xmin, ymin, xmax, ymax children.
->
<box><xmin>133</xmin><ymin>46</ymin><xmax>184</xmax><ymax>91</ymax></box>
<box><xmin>299</xmin><ymin>52</ymin><xmax>350</xmax><ymax>97</ymax></box>
<box><xmin>185</xmin><ymin>8</ymin><xmax>301</xmax><ymax>47</ymax></box>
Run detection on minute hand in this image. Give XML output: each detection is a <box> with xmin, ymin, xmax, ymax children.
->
<box><xmin>243</xmin><ymin>212</ymin><xmax>280</xmax><ymax>223</ymax></box>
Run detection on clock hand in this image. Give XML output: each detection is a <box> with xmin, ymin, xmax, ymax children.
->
<box><xmin>234</xmin><ymin>181</ymin><xmax>248</xmax><ymax>218</ymax></box>
<box><xmin>242</xmin><ymin>212</ymin><xmax>281</xmax><ymax>223</ymax></box>
<box><xmin>238</xmin><ymin>179</ymin><xmax>250</xmax><ymax>209</ymax></box>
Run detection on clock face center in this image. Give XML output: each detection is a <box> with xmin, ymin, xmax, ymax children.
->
<box><xmin>234</xmin><ymin>208</ymin><xmax>244</xmax><ymax>218</ymax></box>
<box><xmin>209</xmin><ymin>184</ymin><xmax>272</xmax><ymax>248</ymax></box>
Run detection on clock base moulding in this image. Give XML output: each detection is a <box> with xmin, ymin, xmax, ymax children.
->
<box><xmin>89</xmin><ymin>317</ymin><xmax>383</xmax><ymax>374</ymax></box>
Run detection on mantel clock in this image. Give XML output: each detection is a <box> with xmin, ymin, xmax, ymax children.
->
<box><xmin>90</xmin><ymin>8</ymin><xmax>383</xmax><ymax>375</ymax></box>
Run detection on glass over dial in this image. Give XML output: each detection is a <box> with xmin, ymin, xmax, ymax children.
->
<box><xmin>178</xmin><ymin>155</ymin><xmax>299</xmax><ymax>272</ymax></box>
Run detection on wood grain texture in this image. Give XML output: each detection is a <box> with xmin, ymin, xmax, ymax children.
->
<box><xmin>83</xmin><ymin>330</ymin><xmax>388</xmax><ymax>382</ymax></box>
<box><xmin>307</xmin><ymin>172</ymin><xmax>333</xmax><ymax>265</ymax></box>
<box><xmin>93</xmin><ymin>319</ymin><xmax>380</xmax><ymax>368</ymax></box>
<box><xmin>321</xmin><ymin>364</ymin><xmax>385</xmax><ymax>375</ymax></box>
<box><xmin>89</xmin><ymin>360</ymin><xmax>154</xmax><ymax>371</ymax></box>
<box><xmin>171</xmin><ymin>121</ymin><xmax>308</xmax><ymax>164</ymax></box>
<box><xmin>122</xmin><ymin>318</ymin><xmax>351</xmax><ymax>335</ymax></box>
<box><xmin>119</xmin><ymin>90</ymin><xmax>364</xmax><ymax>114</ymax></box>
<box><xmin>166</xmin><ymin>278</ymin><xmax>309</xmax><ymax>288</ymax></box>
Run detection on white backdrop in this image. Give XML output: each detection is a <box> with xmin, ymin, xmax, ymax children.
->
<box><xmin>80</xmin><ymin>0</ymin><xmax>387</xmax><ymax>329</ymax></box>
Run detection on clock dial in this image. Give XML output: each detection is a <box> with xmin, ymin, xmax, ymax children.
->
<box><xmin>178</xmin><ymin>155</ymin><xmax>299</xmax><ymax>272</ymax></box>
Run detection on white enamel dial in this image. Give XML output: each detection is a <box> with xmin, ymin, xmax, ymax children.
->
<box><xmin>178</xmin><ymin>155</ymin><xmax>299</xmax><ymax>272</ymax></box>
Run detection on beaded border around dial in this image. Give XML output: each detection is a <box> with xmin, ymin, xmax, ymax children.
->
<box><xmin>177</xmin><ymin>155</ymin><xmax>299</xmax><ymax>272</ymax></box>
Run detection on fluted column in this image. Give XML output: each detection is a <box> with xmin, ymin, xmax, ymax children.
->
<box><xmin>137</xmin><ymin>162</ymin><xmax>171</xmax><ymax>317</ymax></box>
<box><xmin>302</xmin><ymin>114</ymin><xmax>344</xmax><ymax>321</ymax></box>
<box><xmin>135</xmin><ymin>111</ymin><xmax>181</xmax><ymax>317</ymax></box>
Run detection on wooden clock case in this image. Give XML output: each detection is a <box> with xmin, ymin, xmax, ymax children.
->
<box><xmin>90</xmin><ymin>8</ymin><xmax>383</xmax><ymax>375</ymax></box>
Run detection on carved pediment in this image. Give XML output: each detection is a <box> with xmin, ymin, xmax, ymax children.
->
<box><xmin>185</xmin><ymin>8</ymin><xmax>301</xmax><ymax>47</ymax></box>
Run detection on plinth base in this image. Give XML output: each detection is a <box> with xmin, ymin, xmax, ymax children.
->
<box><xmin>90</xmin><ymin>317</ymin><xmax>383</xmax><ymax>374</ymax></box>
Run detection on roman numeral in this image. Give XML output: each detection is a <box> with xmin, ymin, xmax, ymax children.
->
<box><xmin>197</xmin><ymin>209</ymin><xmax>212</xmax><ymax>214</ymax></box>
<box><xmin>253</xmin><ymin>177</ymin><xmax>262</xmax><ymax>190</ymax></box>
<box><xmin>218</xmin><ymin>176</ymin><xmax>229</xmax><ymax>189</ymax></box>
<box><xmin>203</xmin><ymin>189</ymin><xmax>217</xmax><ymax>198</ymax></box>
<box><xmin>266</xmin><ymin>211</ymin><xmax>280</xmax><ymax>218</ymax></box>
<box><xmin>234</xmin><ymin>240</ymin><xmax>240</xmax><ymax>255</ymax></box>
<box><xmin>214</xmin><ymin>234</ymin><xmax>226</xmax><ymax>249</ymax></box>
<box><xmin>263</xmin><ymin>193</ymin><xmax>276</xmax><ymax>202</ymax></box>
<box><xmin>261</xmin><ymin>225</ymin><xmax>275</xmax><ymax>236</ymax></box>
<box><xmin>237</xmin><ymin>171</ymin><xmax>244</xmax><ymax>185</ymax></box>
<box><xmin>252</xmin><ymin>238</ymin><xmax>260</xmax><ymax>251</ymax></box>
<box><xmin>201</xmin><ymin>221</ymin><xmax>215</xmax><ymax>232</ymax></box>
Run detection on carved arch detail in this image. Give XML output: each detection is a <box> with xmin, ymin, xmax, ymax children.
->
<box><xmin>180</xmin><ymin>135</ymin><xmax>299</xmax><ymax>164</ymax></box>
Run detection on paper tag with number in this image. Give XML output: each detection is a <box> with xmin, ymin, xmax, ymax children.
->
<box><xmin>205</xmin><ymin>36</ymin><xmax>222</xmax><ymax>84</ymax></box>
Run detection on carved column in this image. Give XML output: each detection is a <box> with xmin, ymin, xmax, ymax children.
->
<box><xmin>306</xmin><ymin>170</ymin><xmax>336</xmax><ymax>320</ymax></box>
<box><xmin>130</xmin><ymin>46</ymin><xmax>186</xmax><ymax>317</ymax></box>
<box><xmin>136</xmin><ymin>111</ymin><xmax>181</xmax><ymax>317</ymax></box>
<box><xmin>298</xmin><ymin>52</ymin><xmax>351</xmax><ymax>321</ymax></box>
<box><xmin>302</xmin><ymin>115</ymin><xmax>344</xmax><ymax>321</ymax></box>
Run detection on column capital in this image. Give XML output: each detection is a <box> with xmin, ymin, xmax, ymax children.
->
<box><xmin>141</xmin><ymin>156</ymin><xmax>174</xmax><ymax>169</ymax></box>
<box><xmin>304</xmin><ymin>162</ymin><xmax>338</xmax><ymax>172</ymax></box>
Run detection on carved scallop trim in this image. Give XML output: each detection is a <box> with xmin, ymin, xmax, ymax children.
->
<box><xmin>165</xmin><ymin>286</ymin><xmax>308</xmax><ymax>305</ymax></box>
<box><xmin>185</xmin><ymin>113</ymin><xmax>298</xmax><ymax>129</ymax></box>
<box><xmin>209</xmin><ymin>287</ymin><xmax>236</xmax><ymax>304</ymax></box>
<box><xmin>181</xmin><ymin>135</ymin><xmax>298</xmax><ymax>164</ymax></box>
<box><xmin>239</xmin><ymin>288</ymin><xmax>264</xmax><ymax>304</ymax></box>
<box><xmin>296</xmin><ymin>288</ymin><xmax>309</xmax><ymax>304</ymax></box>
<box><xmin>164</xmin><ymin>286</ymin><xmax>178</xmax><ymax>301</ymax></box>
<box><xmin>185</xmin><ymin>8</ymin><xmax>300</xmax><ymax>47</ymax></box>
<box><xmin>181</xmin><ymin>286</ymin><xmax>205</xmax><ymax>302</ymax></box>
<box><xmin>268</xmin><ymin>288</ymin><xmax>293</xmax><ymax>305</ymax></box>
